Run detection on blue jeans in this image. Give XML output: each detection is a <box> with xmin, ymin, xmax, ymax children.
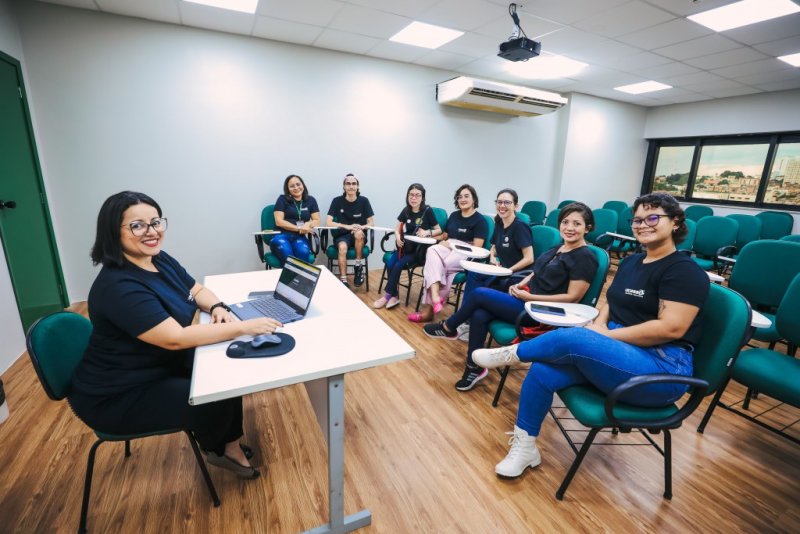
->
<box><xmin>270</xmin><ymin>232</ymin><xmax>311</xmax><ymax>265</ymax></box>
<box><xmin>444</xmin><ymin>287</ymin><xmax>526</xmax><ymax>366</ymax></box>
<box><xmin>384</xmin><ymin>251</ymin><xmax>417</xmax><ymax>298</ymax></box>
<box><xmin>515</xmin><ymin>324</ymin><xmax>693</xmax><ymax>436</ymax></box>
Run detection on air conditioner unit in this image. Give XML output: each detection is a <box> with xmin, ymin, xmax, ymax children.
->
<box><xmin>436</xmin><ymin>76</ymin><xmax>567</xmax><ymax>117</ymax></box>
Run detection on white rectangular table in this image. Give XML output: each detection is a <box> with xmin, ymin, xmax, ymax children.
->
<box><xmin>190</xmin><ymin>267</ymin><xmax>414</xmax><ymax>533</ymax></box>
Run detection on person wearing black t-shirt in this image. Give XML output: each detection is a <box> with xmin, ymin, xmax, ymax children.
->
<box><xmin>69</xmin><ymin>192</ymin><xmax>283</xmax><ymax>480</ymax></box>
<box><xmin>473</xmin><ymin>193</ymin><xmax>709</xmax><ymax>479</ymax></box>
<box><xmin>326</xmin><ymin>174</ymin><xmax>374</xmax><ymax>288</ymax></box>
<box><xmin>271</xmin><ymin>174</ymin><xmax>321</xmax><ymax>265</ymax></box>
<box><xmin>425</xmin><ymin>203</ymin><xmax>598</xmax><ymax>392</ymax></box>
<box><xmin>374</xmin><ymin>183</ymin><xmax>441</xmax><ymax>310</ymax></box>
<box><xmin>408</xmin><ymin>184</ymin><xmax>488</xmax><ymax>323</ymax></box>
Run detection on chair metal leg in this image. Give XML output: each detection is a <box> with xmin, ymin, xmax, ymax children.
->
<box><xmin>415</xmin><ymin>282</ymin><xmax>424</xmax><ymax>311</ymax></box>
<box><xmin>183</xmin><ymin>431</ymin><xmax>221</xmax><ymax>507</ymax></box>
<box><xmin>377</xmin><ymin>265</ymin><xmax>387</xmax><ymax>294</ymax></box>
<box><xmin>697</xmin><ymin>378</ymin><xmax>730</xmax><ymax>433</ymax></box>
<box><xmin>80</xmin><ymin>439</ymin><xmax>104</xmax><ymax>534</ymax></box>
<box><xmin>124</xmin><ymin>440</ymin><xmax>131</xmax><ymax>457</ymax></box>
<box><xmin>492</xmin><ymin>366</ymin><xmax>511</xmax><ymax>407</ymax></box>
<box><xmin>663</xmin><ymin>430</ymin><xmax>672</xmax><ymax>499</ymax></box>
<box><xmin>743</xmin><ymin>387</ymin><xmax>754</xmax><ymax>410</ymax></box>
<box><xmin>556</xmin><ymin>427</ymin><xmax>600</xmax><ymax>500</ymax></box>
<box><xmin>405</xmin><ymin>270</ymin><xmax>413</xmax><ymax>306</ymax></box>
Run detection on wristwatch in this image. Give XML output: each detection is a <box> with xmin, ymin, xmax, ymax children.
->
<box><xmin>209</xmin><ymin>301</ymin><xmax>231</xmax><ymax>313</ymax></box>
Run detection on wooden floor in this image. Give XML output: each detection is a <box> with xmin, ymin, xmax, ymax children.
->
<box><xmin>1</xmin><ymin>268</ymin><xmax>798</xmax><ymax>533</ymax></box>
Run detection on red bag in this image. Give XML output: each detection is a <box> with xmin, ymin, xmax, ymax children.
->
<box><xmin>512</xmin><ymin>284</ymin><xmax>556</xmax><ymax>343</ymax></box>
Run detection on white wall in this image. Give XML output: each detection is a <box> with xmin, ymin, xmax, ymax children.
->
<box><xmin>0</xmin><ymin>0</ymin><xmax>28</xmax><ymax>374</ymax></box>
<box><xmin>14</xmin><ymin>1</ymin><xmax>567</xmax><ymax>301</ymax></box>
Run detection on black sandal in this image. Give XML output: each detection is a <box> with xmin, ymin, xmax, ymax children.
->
<box><xmin>205</xmin><ymin>451</ymin><xmax>261</xmax><ymax>479</ymax></box>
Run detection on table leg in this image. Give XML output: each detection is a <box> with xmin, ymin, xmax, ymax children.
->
<box><xmin>304</xmin><ymin>375</ymin><xmax>372</xmax><ymax>534</ymax></box>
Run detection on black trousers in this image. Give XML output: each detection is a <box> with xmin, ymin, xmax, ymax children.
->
<box><xmin>69</xmin><ymin>375</ymin><xmax>243</xmax><ymax>456</ymax></box>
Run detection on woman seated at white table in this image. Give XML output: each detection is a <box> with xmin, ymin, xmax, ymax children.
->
<box><xmin>68</xmin><ymin>191</ymin><xmax>281</xmax><ymax>479</ymax></box>
<box><xmin>424</xmin><ymin>202</ymin><xmax>598</xmax><ymax>392</ymax></box>
<box><xmin>270</xmin><ymin>174</ymin><xmax>321</xmax><ymax>265</ymax></box>
<box><xmin>408</xmin><ymin>184</ymin><xmax>488</xmax><ymax>323</ymax></box>
<box><xmin>374</xmin><ymin>183</ymin><xmax>441</xmax><ymax>309</ymax></box>
<box><xmin>471</xmin><ymin>193</ymin><xmax>709</xmax><ymax>479</ymax></box>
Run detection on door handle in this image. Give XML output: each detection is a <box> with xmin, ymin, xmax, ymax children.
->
<box><xmin>0</xmin><ymin>200</ymin><xmax>16</xmax><ymax>209</ymax></box>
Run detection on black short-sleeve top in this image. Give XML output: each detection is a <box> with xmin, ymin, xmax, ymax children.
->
<box><xmin>397</xmin><ymin>206</ymin><xmax>438</xmax><ymax>253</ymax></box>
<box><xmin>493</xmin><ymin>217</ymin><xmax>533</xmax><ymax>268</ymax></box>
<box><xmin>444</xmin><ymin>211</ymin><xmax>489</xmax><ymax>244</ymax></box>
<box><xmin>328</xmin><ymin>196</ymin><xmax>374</xmax><ymax>237</ymax></box>
<box><xmin>274</xmin><ymin>195</ymin><xmax>320</xmax><ymax>231</ymax></box>
<box><xmin>529</xmin><ymin>245</ymin><xmax>598</xmax><ymax>296</ymax></box>
<box><xmin>606</xmin><ymin>251</ymin><xmax>709</xmax><ymax>346</ymax></box>
<box><xmin>71</xmin><ymin>251</ymin><xmax>198</xmax><ymax>396</ymax></box>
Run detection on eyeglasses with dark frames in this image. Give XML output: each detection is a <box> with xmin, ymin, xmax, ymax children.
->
<box><xmin>495</xmin><ymin>200</ymin><xmax>514</xmax><ymax>207</ymax></box>
<box><xmin>122</xmin><ymin>217</ymin><xmax>168</xmax><ymax>237</ymax></box>
<box><xmin>629</xmin><ymin>214</ymin><xmax>670</xmax><ymax>228</ymax></box>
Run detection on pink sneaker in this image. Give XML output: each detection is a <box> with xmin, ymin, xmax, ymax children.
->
<box><xmin>432</xmin><ymin>297</ymin><xmax>445</xmax><ymax>315</ymax></box>
<box><xmin>373</xmin><ymin>296</ymin><xmax>388</xmax><ymax>309</ymax></box>
<box><xmin>408</xmin><ymin>312</ymin><xmax>424</xmax><ymax>322</ymax></box>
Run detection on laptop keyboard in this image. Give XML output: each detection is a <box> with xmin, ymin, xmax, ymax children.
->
<box><xmin>237</xmin><ymin>297</ymin><xmax>302</xmax><ymax>323</ymax></box>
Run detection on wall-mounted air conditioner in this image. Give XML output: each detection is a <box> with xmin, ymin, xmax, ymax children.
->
<box><xmin>436</xmin><ymin>76</ymin><xmax>568</xmax><ymax>117</ymax></box>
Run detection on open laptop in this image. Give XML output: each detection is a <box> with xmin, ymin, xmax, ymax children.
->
<box><xmin>230</xmin><ymin>256</ymin><xmax>321</xmax><ymax>324</ymax></box>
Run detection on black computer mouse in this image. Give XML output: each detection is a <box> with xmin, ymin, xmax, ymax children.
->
<box><xmin>226</xmin><ymin>341</ymin><xmax>246</xmax><ymax>357</ymax></box>
<box><xmin>251</xmin><ymin>334</ymin><xmax>282</xmax><ymax>348</ymax></box>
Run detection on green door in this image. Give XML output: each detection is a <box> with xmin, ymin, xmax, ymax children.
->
<box><xmin>0</xmin><ymin>53</ymin><xmax>67</xmax><ymax>331</ymax></box>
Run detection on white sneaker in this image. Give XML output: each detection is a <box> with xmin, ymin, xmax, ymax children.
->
<box><xmin>456</xmin><ymin>323</ymin><xmax>470</xmax><ymax>341</ymax></box>
<box><xmin>472</xmin><ymin>344</ymin><xmax>520</xmax><ymax>369</ymax></box>
<box><xmin>495</xmin><ymin>425</ymin><xmax>541</xmax><ymax>478</ymax></box>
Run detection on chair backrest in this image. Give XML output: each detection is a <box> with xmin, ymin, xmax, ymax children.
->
<box><xmin>615</xmin><ymin>206</ymin><xmax>634</xmax><ymax>237</ymax></box>
<box><xmin>545</xmin><ymin>209</ymin><xmax>560</xmax><ymax>228</ymax></box>
<box><xmin>725</xmin><ymin>214</ymin><xmax>762</xmax><ymax>250</ymax></box>
<box><xmin>728</xmin><ymin>240</ymin><xmax>800</xmax><ymax>309</ymax></box>
<box><xmin>776</xmin><ymin>273</ymin><xmax>800</xmax><ymax>347</ymax></box>
<box><xmin>514</xmin><ymin>211</ymin><xmax>531</xmax><ymax>226</ymax></box>
<box><xmin>25</xmin><ymin>311</ymin><xmax>92</xmax><ymax>401</ymax></box>
<box><xmin>531</xmin><ymin>225</ymin><xmax>562</xmax><ymax>258</ymax></box>
<box><xmin>677</xmin><ymin>219</ymin><xmax>697</xmax><ymax>251</ymax></box>
<box><xmin>602</xmin><ymin>200</ymin><xmax>628</xmax><ymax>215</ymax></box>
<box><xmin>780</xmin><ymin>234</ymin><xmax>800</xmax><ymax>243</ymax></box>
<box><xmin>482</xmin><ymin>214</ymin><xmax>494</xmax><ymax>250</ymax></box>
<box><xmin>581</xmin><ymin>245</ymin><xmax>611</xmax><ymax>307</ymax></box>
<box><xmin>557</xmin><ymin>199</ymin><xmax>577</xmax><ymax>209</ymax></box>
<box><xmin>693</xmin><ymin>216</ymin><xmax>738</xmax><ymax>258</ymax></box>
<box><xmin>520</xmin><ymin>200</ymin><xmax>547</xmax><ymax>226</ymax></box>
<box><xmin>432</xmin><ymin>207</ymin><xmax>448</xmax><ymax>230</ymax></box>
<box><xmin>756</xmin><ymin>210</ymin><xmax>794</xmax><ymax>240</ymax></box>
<box><xmin>586</xmin><ymin>208</ymin><xmax>618</xmax><ymax>244</ymax></box>
<box><xmin>692</xmin><ymin>284</ymin><xmax>751</xmax><ymax>394</ymax></box>
<box><xmin>260</xmin><ymin>204</ymin><xmax>276</xmax><ymax>244</ymax></box>
<box><xmin>685</xmin><ymin>205</ymin><xmax>713</xmax><ymax>222</ymax></box>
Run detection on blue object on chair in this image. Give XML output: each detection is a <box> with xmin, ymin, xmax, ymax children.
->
<box><xmin>25</xmin><ymin>312</ymin><xmax>220</xmax><ymax>533</ymax></box>
<box><xmin>685</xmin><ymin>205</ymin><xmax>713</xmax><ymax>222</ymax></box>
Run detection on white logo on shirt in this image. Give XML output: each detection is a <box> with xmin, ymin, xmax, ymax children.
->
<box><xmin>458</xmin><ymin>228</ymin><xmax>467</xmax><ymax>233</ymax></box>
<box><xmin>625</xmin><ymin>288</ymin><xmax>645</xmax><ymax>298</ymax></box>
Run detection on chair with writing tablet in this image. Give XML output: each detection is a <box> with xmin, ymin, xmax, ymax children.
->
<box><xmin>321</xmin><ymin>216</ymin><xmax>374</xmax><ymax>291</ymax></box>
<box><xmin>254</xmin><ymin>204</ymin><xmax>317</xmax><ymax>269</ymax></box>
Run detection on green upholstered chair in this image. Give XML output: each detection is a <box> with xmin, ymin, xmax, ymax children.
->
<box><xmin>601</xmin><ymin>200</ymin><xmax>628</xmax><ymax>215</ymax></box>
<box><xmin>25</xmin><ymin>312</ymin><xmax>220</xmax><ymax>533</ymax></box>
<box><xmin>545</xmin><ymin>209</ymin><xmax>560</xmax><ymax>229</ymax></box>
<box><xmin>323</xmin><ymin>218</ymin><xmax>374</xmax><ymax>291</ymax></box>
<box><xmin>726</xmin><ymin>214</ymin><xmax>762</xmax><ymax>251</ymax></box>
<box><xmin>515</xmin><ymin>210</ymin><xmax>531</xmax><ymax>226</ymax></box>
<box><xmin>596</xmin><ymin>206</ymin><xmax>640</xmax><ymax>258</ymax></box>
<box><xmin>557</xmin><ymin>199</ymin><xmax>577</xmax><ymax>209</ymax></box>
<box><xmin>585</xmin><ymin>208</ymin><xmax>618</xmax><ymax>245</ymax></box>
<box><xmin>725</xmin><ymin>240</ymin><xmax>800</xmax><ymax>349</ymax></box>
<box><xmin>676</xmin><ymin>219</ymin><xmax>696</xmax><ymax>252</ymax></box>
<box><xmin>690</xmin><ymin>216</ymin><xmax>738</xmax><ymax>272</ymax></box>
<box><xmin>684</xmin><ymin>205</ymin><xmax>713</xmax><ymax>222</ymax></box>
<box><xmin>756</xmin><ymin>210</ymin><xmax>794</xmax><ymax>240</ymax></box>
<box><xmin>781</xmin><ymin>234</ymin><xmax>800</xmax><ymax>243</ymax></box>
<box><xmin>555</xmin><ymin>283</ymin><xmax>750</xmax><ymax>500</ymax></box>
<box><xmin>521</xmin><ymin>200</ymin><xmax>547</xmax><ymax>226</ymax></box>
<box><xmin>254</xmin><ymin>204</ymin><xmax>317</xmax><ymax>269</ymax></box>
<box><xmin>699</xmin><ymin>274</ymin><xmax>800</xmax><ymax>444</ymax></box>
<box><xmin>490</xmin><ymin>245</ymin><xmax>611</xmax><ymax>407</ymax></box>
<box><xmin>531</xmin><ymin>225</ymin><xmax>562</xmax><ymax>258</ymax></box>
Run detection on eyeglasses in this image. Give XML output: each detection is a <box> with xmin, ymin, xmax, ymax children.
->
<box><xmin>122</xmin><ymin>217</ymin><xmax>168</xmax><ymax>236</ymax></box>
<box><xmin>495</xmin><ymin>200</ymin><xmax>513</xmax><ymax>207</ymax></box>
<box><xmin>408</xmin><ymin>192</ymin><xmax>422</xmax><ymax>198</ymax></box>
<box><xmin>629</xmin><ymin>214</ymin><xmax>670</xmax><ymax>228</ymax></box>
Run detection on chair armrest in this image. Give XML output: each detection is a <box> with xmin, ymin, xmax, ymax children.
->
<box><xmin>593</xmin><ymin>233</ymin><xmax>614</xmax><ymax>249</ymax></box>
<box><xmin>309</xmin><ymin>232</ymin><xmax>320</xmax><ymax>256</ymax></box>
<box><xmin>716</xmin><ymin>245</ymin><xmax>737</xmax><ymax>258</ymax></box>
<box><xmin>254</xmin><ymin>235</ymin><xmax>265</xmax><ymax>263</ymax></box>
<box><xmin>604</xmin><ymin>374</ymin><xmax>709</xmax><ymax>430</ymax></box>
<box><xmin>368</xmin><ymin>227</ymin><xmax>375</xmax><ymax>251</ymax></box>
<box><xmin>380</xmin><ymin>232</ymin><xmax>396</xmax><ymax>253</ymax></box>
<box><xmin>320</xmin><ymin>228</ymin><xmax>330</xmax><ymax>250</ymax></box>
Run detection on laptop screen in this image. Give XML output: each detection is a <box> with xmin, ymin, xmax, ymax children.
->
<box><xmin>275</xmin><ymin>256</ymin><xmax>321</xmax><ymax>313</ymax></box>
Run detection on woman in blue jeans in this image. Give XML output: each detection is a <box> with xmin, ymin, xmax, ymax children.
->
<box><xmin>374</xmin><ymin>183</ymin><xmax>441</xmax><ymax>309</ymax></box>
<box><xmin>424</xmin><ymin>202</ymin><xmax>598</xmax><ymax>392</ymax></box>
<box><xmin>270</xmin><ymin>174</ymin><xmax>321</xmax><ymax>265</ymax></box>
<box><xmin>472</xmin><ymin>193</ymin><xmax>710</xmax><ymax>478</ymax></box>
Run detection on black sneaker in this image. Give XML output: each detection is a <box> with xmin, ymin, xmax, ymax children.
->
<box><xmin>455</xmin><ymin>366</ymin><xmax>489</xmax><ymax>391</ymax></box>
<box><xmin>423</xmin><ymin>322</ymin><xmax>458</xmax><ymax>340</ymax></box>
<box><xmin>354</xmin><ymin>264</ymin><xmax>365</xmax><ymax>287</ymax></box>
<box><xmin>341</xmin><ymin>278</ymin><xmax>350</xmax><ymax>288</ymax></box>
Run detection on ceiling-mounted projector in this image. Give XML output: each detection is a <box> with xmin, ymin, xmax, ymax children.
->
<box><xmin>497</xmin><ymin>3</ymin><xmax>541</xmax><ymax>62</ymax></box>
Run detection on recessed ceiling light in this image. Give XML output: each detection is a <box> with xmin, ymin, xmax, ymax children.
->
<box><xmin>688</xmin><ymin>0</ymin><xmax>800</xmax><ymax>32</ymax></box>
<box><xmin>614</xmin><ymin>81</ymin><xmax>672</xmax><ymax>95</ymax></box>
<box><xmin>777</xmin><ymin>52</ymin><xmax>800</xmax><ymax>67</ymax></box>
<box><xmin>389</xmin><ymin>22</ymin><xmax>464</xmax><ymax>49</ymax></box>
<box><xmin>183</xmin><ymin>0</ymin><xmax>258</xmax><ymax>14</ymax></box>
<box><xmin>505</xmin><ymin>54</ymin><xmax>588</xmax><ymax>79</ymax></box>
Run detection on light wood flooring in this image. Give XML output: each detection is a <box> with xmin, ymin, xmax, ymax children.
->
<box><xmin>1</xmin><ymin>267</ymin><xmax>798</xmax><ymax>533</ymax></box>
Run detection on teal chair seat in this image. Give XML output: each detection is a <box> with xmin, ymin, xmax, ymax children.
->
<box><xmin>731</xmin><ymin>349</ymin><xmax>800</xmax><ymax>408</ymax></box>
<box><xmin>488</xmin><ymin>319</ymin><xmax>518</xmax><ymax>346</ymax></box>
<box><xmin>558</xmin><ymin>385</ymin><xmax>679</xmax><ymax>428</ymax></box>
<box><xmin>325</xmin><ymin>244</ymin><xmax>370</xmax><ymax>260</ymax></box>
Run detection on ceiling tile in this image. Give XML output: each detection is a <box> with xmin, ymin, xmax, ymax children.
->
<box><xmin>327</xmin><ymin>4</ymin><xmax>411</xmax><ymax>39</ymax></box>
<box><xmin>366</xmin><ymin>40</ymin><xmax>430</xmax><ymax>63</ymax></box>
<box><xmin>701</xmin><ymin>86</ymin><xmax>764</xmax><ymax>99</ymax></box>
<box><xmin>683</xmin><ymin>78</ymin><xmax>747</xmax><ymax>93</ymax></box>
<box><xmin>505</xmin><ymin>0</ymin><xmax>630</xmax><ymax>25</ymax></box>
<box><xmin>313</xmin><ymin>28</ymin><xmax>381</xmax><ymax>54</ymax></box>
<box><xmin>257</xmin><ymin>0</ymin><xmax>344</xmax><ymax>27</ymax></box>
<box><xmin>564</xmin><ymin>38</ymin><xmax>643</xmax><ymax>68</ymax></box>
<box><xmin>474</xmin><ymin>11</ymin><xmax>563</xmax><ymax>41</ymax></box>
<box><xmin>723</xmin><ymin>13</ymin><xmax>800</xmax><ymax>46</ymax></box>
<box><xmin>569</xmin><ymin>65</ymin><xmax>643</xmax><ymax>86</ymax></box>
<box><xmin>653</xmin><ymin>92</ymin><xmax>714</xmax><ymax>104</ymax></box>
<box><xmin>617</xmin><ymin>18</ymin><xmax>710</xmax><ymax>50</ymax></box>
<box><xmin>573</xmin><ymin>0</ymin><xmax>676</xmax><ymax>38</ymax></box>
<box><xmin>179</xmin><ymin>3</ymin><xmax>256</xmax><ymax>35</ymax></box>
<box><xmin>733</xmin><ymin>68</ymin><xmax>800</xmax><ymax>86</ymax></box>
<box><xmin>459</xmin><ymin>56</ymin><xmax>514</xmax><ymax>80</ymax></box>
<box><xmin>712</xmin><ymin>58</ymin><xmax>792</xmax><ymax>78</ymax></box>
<box><xmin>637</xmin><ymin>61</ymin><xmax>700</xmax><ymax>79</ymax></box>
<box><xmin>252</xmin><ymin>16</ymin><xmax>323</xmax><ymax>45</ymax></box>
<box><xmin>413</xmin><ymin>50</ymin><xmax>474</xmax><ymax>70</ymax></box>
<box><xmin>753</xmin><ymin>78</ymin><xmax>800</xmax><ymax>92</ymax></box>
<box><xmin>417</xmin><ymin>0</ymin><xmax>505</xmax><ymax>32</ymax></box>
<box><xmin>653</xmin><ymin>34</ymin><xmax>741</xmax><ymax>61</ymax></box>
<box><xmin>96</xmin><ymin>0</ymin><xmax>180</xmax><ymax>23</ymax></box>
<box><xmin>648</xmin><ymin>0</ymin><xmax>736</xmax><ymax>17</ymax></box>
<box><xmin>684</xmin><ymin>47</ymin><xmax>769</xmax><ymax>70</ymax></box>
<box><xmin>664</xmin><ymin>71</ymin><xmax>729</xmax><ymax>87</ymax></box>
<box><xmin>438</xmin><ymin>31</ymin><xmax>499</xmax><ymax>58</ymax></box>
<box><xmin>604</xmin><ymin>51</ymin><xmax>673</xmax><ymax>70</ymax></box>
<box><xmin>753</xmin><ymin>36</ymin><xmax>800</xmax><ymax>57</ymax></box>
<box><xmin>344</xmin><ymin>0</ymin><xmax>440</xmax><ymax>19</ymax></box>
